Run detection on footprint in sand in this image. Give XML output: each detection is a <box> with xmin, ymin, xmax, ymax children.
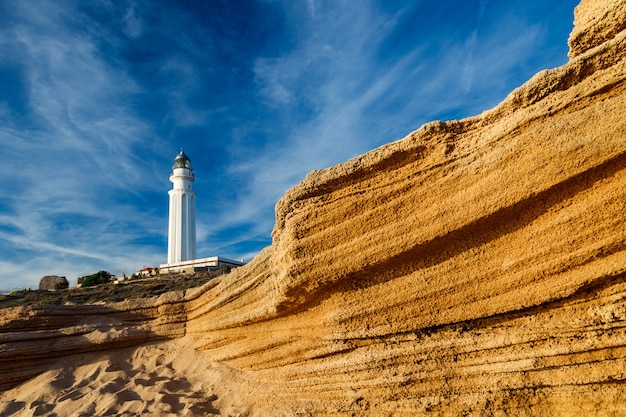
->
<box><xmin>0</xmin><ymin>401</ymin><xmax>26</xmax><ymax>416</ymax></box>
<box><xmin>49</xmin><ymin>368</ymin><xmax>76</xmax><ymax>390</ymax></box>
<box><xmin>30</xmin><ymin>400</ymin><xmax>55</xmax><ymax>416</ymax></box>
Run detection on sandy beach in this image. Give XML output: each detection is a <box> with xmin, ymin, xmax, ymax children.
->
<box><xmin>0</xmin><ymin>337</ymin><xmax>251</xmax><ymax>416</ymax></box>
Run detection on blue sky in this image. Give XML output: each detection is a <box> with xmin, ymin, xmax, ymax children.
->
<box><xmin>0</xmin><ymin>0</ymin><xmax>578</xmax><ymax>290</ymax></box>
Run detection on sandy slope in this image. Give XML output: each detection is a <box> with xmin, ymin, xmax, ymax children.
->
<box><xmin>1</xmin><ymin>0</ymin><xmax>625</xmax><ymax>415</ymax></box>
<box><xmin>0</xmin><ymin>337</ymin><xmax>252</xmax><ymax>417</ymax></box>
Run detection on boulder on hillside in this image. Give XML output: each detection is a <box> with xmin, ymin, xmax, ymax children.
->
<box><xmin>38</xmin><ymin>275</ymin><xmax>69</xmax><ymax>291</ymax></box>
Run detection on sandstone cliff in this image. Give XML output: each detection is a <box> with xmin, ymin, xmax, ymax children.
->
<box><xmin>1</xmin><ymin>0</ymin><xmax>625</xmax><ymax>415</ymax></box>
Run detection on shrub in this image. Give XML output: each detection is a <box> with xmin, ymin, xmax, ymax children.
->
<box><xmin>80</xmin><ymin>271</ymin><xmax>114</xmax><ymax>287</ymax></box>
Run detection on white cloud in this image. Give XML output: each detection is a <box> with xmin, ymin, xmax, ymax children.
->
<box><xmin>0</xmin><ymin>0</ymin><xmax>168</xmax><ymax>289</ymax></box>
<box><xmin>123</xmin><ymin>4</ymin><xmax>143</xmax><ymax>38</ymax></box>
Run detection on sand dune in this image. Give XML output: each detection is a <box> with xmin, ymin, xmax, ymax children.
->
<box><xmin>0</xmin><ymin>337</ymin><xmax>251</xmax><ymax>417</ymax></box>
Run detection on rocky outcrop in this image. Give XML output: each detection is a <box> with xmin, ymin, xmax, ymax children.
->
<box><xmin>182</xmin><ymin>1</ymin><xmax>626</xmax><ymax>409</ymax></box>
<box><xmin>568</xmin><ymin>0</ymin><xmax>626</xmax><ymax>58</ymax></box>
<box><xmin>38</xmin><ymin>275</ymin><xmax>68</xmax><ymax>291</ymax></box>
<box><xmin>1</xmin><ymin>0</ymin><xmax>625</xmax><ymax>414</ymax></box>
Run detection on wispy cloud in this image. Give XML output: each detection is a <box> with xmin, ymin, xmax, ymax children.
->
<box><xmin>0</xmin><ymin>1</ymin><xmax>167</xmax><ymax>288</ymax></box>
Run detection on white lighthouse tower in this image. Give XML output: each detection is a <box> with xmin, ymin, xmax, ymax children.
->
<box><xmin>160</xmin><ymin>149</ymin><xmax>244</xmax><ymax>274</ymax></box>
<box><xmin>167</xmin><ymin>149</ymin><xmax>196</xmax><ymax>264</ymax></box>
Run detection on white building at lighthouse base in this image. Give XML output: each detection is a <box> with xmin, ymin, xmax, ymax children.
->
<box><xmin>159</xmin><ymin>256</ymin><xmax>244</xmax><ymax>274</ymax></box>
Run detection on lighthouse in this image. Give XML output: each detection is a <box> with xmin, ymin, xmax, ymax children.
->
<box><xmin>160</xmin><ymin>149</ymin><xmax>244</xmax><ymax>274</ymax></box>
<box><xmin>167</xmin><ymin>149</ymin><xmax>196</xmax><ymax>264</ymax></box>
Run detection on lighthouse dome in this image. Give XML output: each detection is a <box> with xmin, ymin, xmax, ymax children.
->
<box><xmin>173</xmin><ymin>149</ymin><xmax>192</xmax><ymax>169</ymax></box>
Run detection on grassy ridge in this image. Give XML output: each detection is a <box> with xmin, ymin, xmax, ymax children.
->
<box><xmin>0</xmin><ymin>269</ymin><xmax>230</xmax><ymax>308</ymax></box>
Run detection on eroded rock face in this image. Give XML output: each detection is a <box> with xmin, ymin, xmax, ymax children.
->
<box><xmin>568</xmin><ymin>0</ymin><xmax>626</xmax><ymax>58</ymax></box>
<box><xmin>1</xmin><ymin>0</ymin><xmax>625</xmax><ymax>414</ymax></box>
